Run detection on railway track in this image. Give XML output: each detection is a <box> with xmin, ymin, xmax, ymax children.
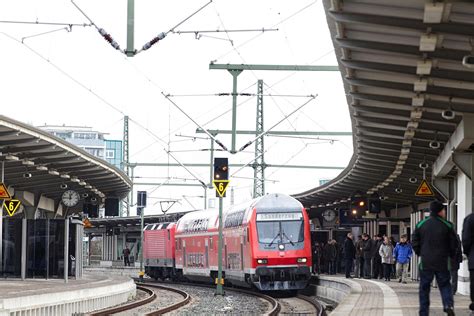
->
<box><xmin>138</xmin><ymin>278</ymin><xmax>280</xmax><ymax>315</ymax></box>
<box><xmin>88</xmin><ymin>284</ymin><xmax>190</xmax><ymax>316</ymax></box>
<box><xmin>275</xmin><ymin>294</ymin><xmax>325</xmax><ymax>316</ymax></box>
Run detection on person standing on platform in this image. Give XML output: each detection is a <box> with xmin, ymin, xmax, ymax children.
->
<box><xmin>355</xmin><ymin>236</ymin><xmax>364</xmax><ymax>278</ymax></box>
<box><xmin>324</xmin><ymin>241</ymin><xmax>336</xmax><ymax>275</ymax></box>
<box><xmin>379</xmin><ymin>236</ymin><xmax>395</xmax><ymax>281</ymax></box>
<box><xmin>362</xmin><ymin>233</ymin><xmax>374</xmax><ymax>278</ymax></box>
<box><xmin>123</xmin><ymin>246</ymin><xmax>131</xmax><ymax>267</ymax></box>
<box><xmin>373</xmin><ymin>234</ymin><xmax>384</xmax><ymax>279</ymax></box>
<box><xmin>393</xmin><ymin>234</ymin><xmax>413</xmax><ymax>284</ymax></box>
<box><xmin>462</xmin><ymin>212</ymin><xmax>474</xmax><ymax>312</ymax></box>
<box><xmin>412</xmin><ymin>200</ymin><xmax>457</xmax><ymax>316</ymax></box>
<box><xmin>344</xmin><ymin>232</ymin><xmax>356</xmax><ymax>278</ymax></box>
<box><xmin>451</xmin><ymin>234</ymin><xmax>462</xmax><ymax>295</ymax></box>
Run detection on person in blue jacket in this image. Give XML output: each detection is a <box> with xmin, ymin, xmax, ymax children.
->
<box><xmin>393</xmin><ymin>234</ymin><xmax>413</xmax><ymax>283</ymax></box>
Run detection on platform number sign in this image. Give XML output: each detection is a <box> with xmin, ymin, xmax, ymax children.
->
<box><xmin>3</xmin><ymin>199</ymin><xmax>21</xmax><ymax>217</ymax></box>
<box><xmin>213</xmin><ymin>180</ymin><xmax>230</xmax><ymax>198</ymax></box>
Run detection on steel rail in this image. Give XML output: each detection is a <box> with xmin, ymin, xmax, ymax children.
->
<box><xmin>296</xmin><ymin>294</ymin><xmax>327</xmax><ymax>316</ymax></box>
<box><xmin>137</xmin><ymin>283</ymin><xmax>191</xmax><ymax>315</ymax></box>
<box><xmin>136</xmin><ymin>279</ymin><xmax>280</xmax><ymax>316</ymax></box>
<box><xmin>89</xmin><ymin>285</ymin><xmax>156</xmax><ymax>315</ymax></box>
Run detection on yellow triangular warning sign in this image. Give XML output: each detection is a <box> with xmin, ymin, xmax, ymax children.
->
<box><xmin>415</xmin><ymin>179</ymin><xmax>435</xmax><ymax>196</ymax></box>
<box><xmin>213</xmin><ymin>180</ymin><xmax>230</xmax><ymax>198</ymax></box>
<box><xmin>0</xmin><ymin>183</ymin><xmax>11</xmax><ymax>199</ymax></box>
<box><xmin>3</xmin><ymin>199</ymin><xmax>21</xmax><ymax>216</ymax></box>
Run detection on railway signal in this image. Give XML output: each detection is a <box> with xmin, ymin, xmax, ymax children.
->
<box><xmin>351</xmin><ymin>197</ymin><xmax>367</xmax><ymax>218</ymax></box>
<box><xmin>213</xmin><ymin>158</ymin><xmax>229</xmax><ymax>296</ymax></box>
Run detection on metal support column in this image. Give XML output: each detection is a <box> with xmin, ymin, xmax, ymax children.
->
<box><xmin>21</xmin><ymin>218</ymin><xmax>26</xmax><ymax>280</ymax></box>
<box><xmin>130</xmin><ymin>166</ymin><xmax>135</xmax><ymax>215</ymax></box>
<box><xmin>229</xmin><ymin>69</ymin><xmax>242</xmax><ymax>153</ymax></box>
<box><xmin>216</xmin><ymin>197</ymin><xmax>224</xmax><ymax>295</ymax></box>
<box><xmin>139</xmin><ymin>206</ymin><xmax>144</xmax><ymax>280</ymax></box>
<box><xmin>124</xmin><ymin>116</ymin><xmax>130</xmax><ymax>216</ymax></box>
<box><xmin>64</xmin><ymin>218</ymin><xmax>69</xmax><ymax>283</ymax></box>
<box><xmin>254</xmin><ymin>79</ymin><xmax>265</xmax><ymax>198</ymax></box>
<box><xmin>209</xmin><ymin>138</ymin><xmax>215</xmax><ymax>188</ymax></box>
<box><xmin>126</xmin><ymin>0</ymin><xmax>135</xmax><ymax>57</ymax></box>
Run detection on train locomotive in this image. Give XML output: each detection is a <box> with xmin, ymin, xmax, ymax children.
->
<box><xmin>144</xmin><ymin>193</ymin><xmax>312</xmax><ymax>291</ymax></box>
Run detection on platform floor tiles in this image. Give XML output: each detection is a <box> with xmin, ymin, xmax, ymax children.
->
<box><xmin>329</xmin><ymin>276</ymin><xmax>472</xmax><ymax>316</ymax></box>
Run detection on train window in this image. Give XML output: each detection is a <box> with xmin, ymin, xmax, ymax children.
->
<box><xmin>167</xmin><ymin>230</ymin><xmax>170</xmax><ymax>240</ymax></box>
<box><xmin>247</xmin><ymin>228</ymin><xmax>249</xmax><ymax>243</ymax></box>
<box><xmin>210</xmin><ymin>237</ymin><xmax>213</xmax><ymax>250</ymax></box>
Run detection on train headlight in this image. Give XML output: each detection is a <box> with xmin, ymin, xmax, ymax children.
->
<box><xmin>297</xmin><ymin>258</ymin><xmax>307</xmax><ymax>263</ymax></box>
<box><xmin>278</xmin><ymin>244</ymin><xmax>285</xmax><ymax>250</ymax></box>
<box><xmin>257</xmin><ymin>259</ymin><xmax>268</xmax><ymax>264</ymax></box>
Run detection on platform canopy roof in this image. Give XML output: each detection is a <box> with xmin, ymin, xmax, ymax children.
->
<box><xmin>294</xmin><ymin>0</ymin><xmax>474</xmax><ymax>210</ymax></box>
<box><xmin>0</xmin><ymin>115</ymin><xmax>131</xmax><ymax>204</ymax></box>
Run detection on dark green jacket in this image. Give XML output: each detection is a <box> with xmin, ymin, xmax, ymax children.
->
<box><xmin>412</xmin><ymin>215</ymin><xmax>458</xmax><ymax>272</ymax></box>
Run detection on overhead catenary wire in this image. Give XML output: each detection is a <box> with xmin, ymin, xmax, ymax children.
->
<box><xmin>161</xmin><ymin>93</ymin><xmax>229</xmax><ymax>152</ymax></box>
<box><xmin>136</xmin><ymin>0</ymin><xmax>213</xmax><ymax>54</ymax></box>
<box><xmin>71</xmin><ymin>0</ymin><xmax>123</xmax><ymax>52</ymax></box>
<box><xmin>166</xmin><ymin>92</ymin><xmax>315</xmax><ymax>98</ymax></box>
<box><xmin>172</xmin><ymin>28</ymin><xmax>279</xmax><ymax>35</ymax></box>
<box><xmin>0</xmin><ymin>32</ymin><xmax>208</xmax><ymax>188</ymax></box>
<box><xmin>237</xmin><ymin>95</ymin><xmax>317</xmax><ymax>153</ymax></box>
<box><xmin>21</xmin><ymin>26</ymin><xmax>71</xmax><ymax>43</ymax></box>
<box><xmin>212</xmin><ymin>0</ymin><xmax>318</xmax><ymax>62</ymax></box>
<box><xmin>0</xmin><ymin>20</ymin><xmax>91</xmax><ymax>27</ymax></box>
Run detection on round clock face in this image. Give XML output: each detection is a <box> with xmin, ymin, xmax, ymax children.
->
<box><xmin>62</xmin><ymin>190</ymin><xmax>80</xmax><ymax>207</ymax></box>
<box><xmin>323</xmin><ymin>209</ymin><xmax>336</xmax><ymax>222</ymax></box>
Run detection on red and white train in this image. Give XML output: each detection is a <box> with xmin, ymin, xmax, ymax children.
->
<box><xmin>143</xmin><ymin>193</ymin><xmax>312</xmax><ymax>291</ymax></box>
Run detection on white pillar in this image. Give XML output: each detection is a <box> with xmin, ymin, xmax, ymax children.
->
<box><xmin>457</xmin><ymin>170</ymin><xmax>472</xmax><ymax>295</ymax></box>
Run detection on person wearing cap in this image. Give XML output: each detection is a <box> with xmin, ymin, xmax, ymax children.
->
<box><xmin>412</xmin><ymin>200</ymin><xmax>458</xmax><ymax>316</ymax></box>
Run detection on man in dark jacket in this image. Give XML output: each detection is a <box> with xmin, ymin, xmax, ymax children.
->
<box><xmin>462</xmin><ymin>212</ymin><xmax>474</xmax><ymax>311</ymax></box>
<box><xmin>372</xmin><ymin>234</ymin><xmax>384</xmax><ymax>279</ymax></box>
<box><xmin>324</xmin><ymin>240</ymin><xmax>337</xmax><ymax>275</ymax></box>
<box><xmin>412</xmin><ymin>200</ymin><xmax>457</xmax><ymax>316</ymax></box>
<box><xmin>451</xmin><ymin>234</ymin><xmax>463</xmax><ymax>295</ymax></box>
<box><xmin>361</xmin><ymin>233</ymin><xmax>373</xmax><ymax>278</ymax></box>
<box><xmin>343</xmin><ymin>232</ymin><xmax>356</xmax><ymax>278</ymax></box>
<box><xmin>355</xmin><ymin>236</ymin><xmax>364</xmax><ymax>278</ymax></box>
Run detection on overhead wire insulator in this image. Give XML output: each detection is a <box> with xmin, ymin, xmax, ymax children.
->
<box><xmin>98</xmin><ymin>28</ymin><xmax>121</xmax><ymax>50</ymax></box>
<box><xmin>142</xmin><ymin>32</ymin><xmax>166</xmax><ymax>51</ymax></box>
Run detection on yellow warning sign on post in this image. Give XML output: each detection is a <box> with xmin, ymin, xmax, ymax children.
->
<box><xmin>415</xmin><ymin>179</ymin><xmax>435</xmax><ymax>196</ymax></box>
<box><xmin>3</xmin><ymin>199</ymin><xmax>21</xmax><ymax>216</ymax></box>
<box><xmin>0</xmin><ymin>183</ymin><xmax>11</xmax><ymax>199</ymax></box>
<box><xmin>213</xmin><ymin>180</ymin><xmax>230</xmax><ymax>198</ymax></box>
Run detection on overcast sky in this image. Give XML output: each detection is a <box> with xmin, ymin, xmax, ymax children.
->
<box><xmin>0</xmin><ymin>0</ymin><xmax>352</xmax><ymax>214</ymax></box>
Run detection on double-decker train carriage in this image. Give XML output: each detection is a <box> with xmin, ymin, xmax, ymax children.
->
<box><xmin>143</xmin><ymin>193</ymin><xmax>312</xmax><ymax>291</ymax></box>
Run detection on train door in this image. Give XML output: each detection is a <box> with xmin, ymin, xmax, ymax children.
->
<box><xmin>240</xmin><ymin>236</ymin><xmax>244</xmax><ymax>270</ymax></box>
<box><xmin>205</xmin><ymin>238</ymin><xmax>209</xmax><ymax>268</ymax></box>
<box><xmin>183</xmin><ymin>240</ymin><xmax>186</xmax><ymax>267</ymax></box>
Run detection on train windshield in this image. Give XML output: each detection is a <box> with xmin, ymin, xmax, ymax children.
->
<box><xmin>256</xmin><ymin>212</ymin><xmax>304</xmax><ymax>244</ymax></box>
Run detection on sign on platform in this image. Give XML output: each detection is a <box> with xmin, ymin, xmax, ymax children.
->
<box><xmin>213</xmin><ymin>180</ymin><xmax>230</xmax><ymax>198</ymax></box>
<box><xmin>3</xmin><ymin>199</ymin><xmax>21</xmax><ymax>216</ymax></box>
<box><xmin>0</xmin><ymin>183</ymin><xmax>11</xmax><ymax>199</ymax></box>
<box><xmin>415</xmin><ymin>179</ymin><xmax>435</xmax><ymax>196</ymax></box>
